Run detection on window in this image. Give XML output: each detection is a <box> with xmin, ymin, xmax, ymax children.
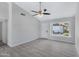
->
<box><xmin>50</xmin><ymin>22</ymin><xmax>71</xmax><ymax>37</ymax></box>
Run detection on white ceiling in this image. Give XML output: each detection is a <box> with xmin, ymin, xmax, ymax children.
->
<box><xmin>0</xmin><ymin>2</ymin><xmax>9</xmax><ymax>19</ymax></box>
<box><xmin>15</xmin><ymin>2</ymin><xmax>78</xmax><ymax>21</ymax></box>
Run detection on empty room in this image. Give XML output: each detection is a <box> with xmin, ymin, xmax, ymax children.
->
<box><xmin>0</xmin><ymin>2</ymin><xmax>79</xmax><ymax>57</ymax></box>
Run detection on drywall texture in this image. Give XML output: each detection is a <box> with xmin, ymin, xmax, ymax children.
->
<box><xmin>75</xmin><ymin>3</ymin><xmax>79</xmax><ymax>55</ymax></box>
<box><xmin>41</xmin><ymin>17</ymin><xmax>75</xmax><ymax>44</ymax></box>
<box><xmin>9</xmin><ymin>3</ymin><xmax>40</xmax><ymax>47</ymax></box>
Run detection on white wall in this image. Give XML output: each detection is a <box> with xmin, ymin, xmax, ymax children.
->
<box><xmin>0</xmin><ymin>22</ymin><xmax>2</xmax><ymax>41</ymax></box>
<box><xmin>41</xmin><ymin>23</ymin><xmax>49</xmax><ymax>38</ymax></box>
<box><xmin>41</xmin><ymin>16</ymin><xmax>75</xmax><ymax>44</ymax></box>
<box><xmin>75</xmin><ymin>3</ymin><xmax>79</xmax><ymax>55</ymax></box>
<box><xmin>0</xmin><ymin>3</ymin><xmax>9</xmax><ymax>43</ymax></box>
<box><xmin>0</xmin><ymin>18</ymin><xmax>8</xmax><ymax>43</ymax></box>
<box><xmin>0</xmin><ymin>2</ymin><xmax>9</xmax><ymax>19</ymax></box>
<box><xmin>8</xmin><ymin>3</ymin><xmax>40</xmax><ymax>47</ymax></box>
<box><xmin>2</xmin><ymin>20</ymin><xmax>8</xmax><ymax>43</ymax></box>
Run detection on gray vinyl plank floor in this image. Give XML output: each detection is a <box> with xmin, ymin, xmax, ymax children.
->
<box><xmin>0</xmin><ymin>41</ymin><xmax>6</xmax><ymax>47</ymax></box>
<box><xmin>0</xmin><ymin>38</ymin><xmax>78</xmax><ymax>57</ymax></box>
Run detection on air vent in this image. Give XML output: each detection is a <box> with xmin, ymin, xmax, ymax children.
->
<box><xmin>20</xmin><ymin>13</ymin><xmax>26</xmax><ymax>16</ymax></box>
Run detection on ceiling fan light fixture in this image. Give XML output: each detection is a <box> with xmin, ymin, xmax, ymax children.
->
<box><xmin>31</xmin><ymin>2</ymin><xmax>50</xmax><ymax>17</ymax></box>
<box><xmin>37</xmin><ymin>14</ymin><xmax>44</xmax><ymax>17</ymax></box>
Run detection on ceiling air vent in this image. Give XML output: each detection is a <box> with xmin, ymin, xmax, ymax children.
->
<box><xmin>20</xmin><ymin>13</ymin><xmax>26</xmax><ymax>16</ymax></box>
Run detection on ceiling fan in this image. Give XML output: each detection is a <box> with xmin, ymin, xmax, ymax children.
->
<box><xmin>31</xmin><ymin>2</ymin><xmax>51</xmax><ymax>16</ymax></box>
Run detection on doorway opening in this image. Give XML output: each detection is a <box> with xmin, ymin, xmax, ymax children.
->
<box><xmin>0</xmin><ymin>19</ymin><xmax>8</xmax><ymax>47</ymax></box>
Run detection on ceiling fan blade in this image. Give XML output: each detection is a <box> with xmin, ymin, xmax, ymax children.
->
<box><xmin>43</xmin><ymin>13</ymin><xmax>50</xmax><ymax>15</ymax></box>
<box><xmin>32</xmin><ymin>14</ymin><xmax>38</xmax><ymax>16</ymax></box>
<box><xmin>31</xmin><ymin>10</ymin><xmax>38</xmax><ymax>13</ymax></box>
<box><xmin>44</xmin><ymin>9</ymin><xmax>47</xmax><ymax>12</ymax></box>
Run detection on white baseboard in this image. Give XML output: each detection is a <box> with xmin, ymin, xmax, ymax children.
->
<box><xmin>8</xmin><ymin>38</ymin><xmax>39</xmax><ymax>47</ymax></box>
